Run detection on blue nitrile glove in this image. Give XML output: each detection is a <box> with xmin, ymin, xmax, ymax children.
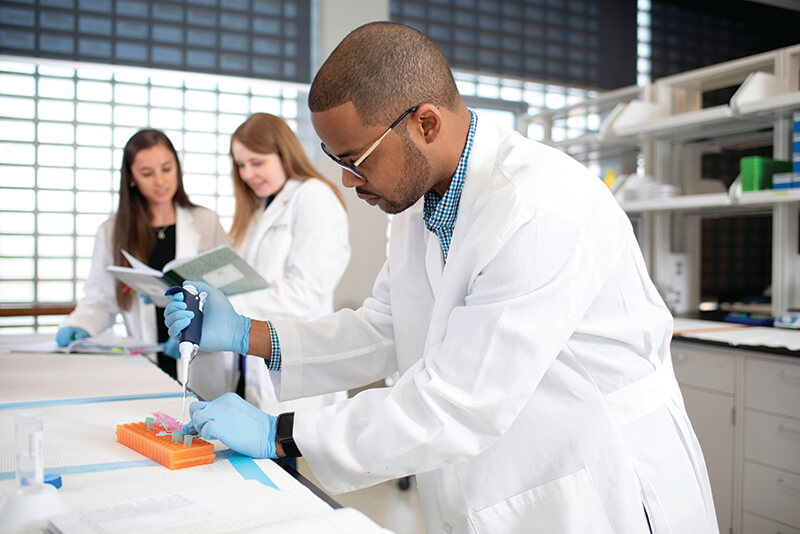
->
<box><xmin>182</xmin><ymin>392</ymin><xmax>277</xmax><ymax>459</ymax></box>
<box><xmin>55</xmin><ymin>326</ymin><xmax>89</xmax><ymax>347</ymax></box>
<box><xmin>159</xmin><ymin>337</ymin><xmax>180</xmax><ymax>359</ymax></box>
<box><xmin>163</xmin><ymin>281</ymin><xmax>250</xmax><ymax>354</ymax></box>
<box><xmin>138</xmin><ymin>292</ymin><xmax>153</xmax><ymax>305</ymax></box>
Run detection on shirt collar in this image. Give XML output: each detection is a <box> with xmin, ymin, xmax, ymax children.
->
<box><xmin>422</xmin><ymin>109</ymin><xmax>477</xmax><ymax>234</ymax></box>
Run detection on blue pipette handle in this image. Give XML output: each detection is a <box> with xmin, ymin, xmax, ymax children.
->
<box><xmin>165</xmin><ymin>285</ymin><xmax>205</xmax><ymax>346</ymax></box>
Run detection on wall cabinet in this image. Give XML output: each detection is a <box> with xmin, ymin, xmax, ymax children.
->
<box><xmin>672</xmin><ymin>340</ymin><xmax>800</xmax><ymax>534</ymax></box>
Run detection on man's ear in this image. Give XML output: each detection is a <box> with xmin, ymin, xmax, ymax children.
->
<box><xmin>415</xmin><ymin>103</ymin><xmax>441</xmax><ymax>145</ymax></box>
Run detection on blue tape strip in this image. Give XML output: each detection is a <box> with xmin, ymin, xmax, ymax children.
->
<box><xmin>0</xmin><ymin>459</ymin><xmax>157</xmax><ymax>481</ymax></box>
<box><xmin>0</xmin><ymin>392</ymin><xmax>193</xmax><ymax>410</ymax></box>
<box><xmin>221</xmin><ymin>450</ymin><xmax>278</xmax><ymax>490</ymax></box>
<box><xmin>0</xmin><ymin>450</ymin><xmax>276</xmax><ymax>490</ymax></box>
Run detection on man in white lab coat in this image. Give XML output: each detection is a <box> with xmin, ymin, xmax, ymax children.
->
<box><xmin>166</xmin><ymin>22</ymin><xmax>718</xmax><ymax>533</ymax></box>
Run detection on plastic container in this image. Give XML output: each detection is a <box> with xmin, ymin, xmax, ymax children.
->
<box><xmin>116</xmin><ymin>421</ymin><xmax>215</xmax><ymax>470</ymax></box>
<box><xmin>773</xmin><ymin>172</ymin><xmax>794</xmax><ymax>189</ymax></box>
<box><xmin>15</xmin><ymin>411</ymin><xmax>44</xmax><ymax>492</ymax></box>
<box><xmin>740</xmin><ymin>156</ymin><xmax>792</xmax><ymax>191</ymax></box>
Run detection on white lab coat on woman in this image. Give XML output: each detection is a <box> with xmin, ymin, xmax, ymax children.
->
<box><xmin>270</xmin><ymin>119</ymin><xmax>718</xmax><ymax>533</ymax></box>
<box><xmin>223</xmin><ymin>177</ymin><xmax>351</xmax><ymax>412</ymax></box>
<box><xmin>60</xmin><ymin>206</ymin><xmax>228</xmax><ymax>389</ymax></box>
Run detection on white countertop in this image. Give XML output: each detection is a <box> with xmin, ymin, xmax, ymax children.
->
<box><xmin>673</xmin><ymin>318</ymin><xmax>800</xmax><ymax>352</ymax></box>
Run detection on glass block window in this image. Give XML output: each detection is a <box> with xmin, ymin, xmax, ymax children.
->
<box><xmin>390</xmin><ymin>0</ymin><xmax>636</xmax><ymax>90</ymax></box>
<box><xmin>637</xmin><ymin>0</ymin><xmax>651</xmax><ymax>86</ymax></box>
<box><xmin>0</xmin><ymin>56</ymin><xmax>306</xmax><ymax>333</ymax></box>
<box><xmin>454</xmin><ymin>71</ymin><xmax>606</xmax><ymax>175</ymax></box>
<box><xmin>0</xmin><ymin>0</ymin><xmax>311</xmax><ymax>83</ymax></box>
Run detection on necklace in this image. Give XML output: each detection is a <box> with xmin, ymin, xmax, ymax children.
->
<box><xmin>154</xmin><ymin>226</ymin><xmax>169</xmax><ymax>240</ymax></box>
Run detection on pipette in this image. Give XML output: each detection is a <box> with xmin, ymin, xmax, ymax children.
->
<box><xmin>164</xmin><ymin>284</ymin><xmax>206</xmax><ymax>423</ymax></box>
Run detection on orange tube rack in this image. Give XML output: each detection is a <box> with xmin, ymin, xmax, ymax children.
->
<box><xmin>116</xmin><ymin>421</ymin><xmax>215</xmax><ymax>470</ymax></box>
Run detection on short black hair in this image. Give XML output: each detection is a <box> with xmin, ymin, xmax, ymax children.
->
<box><xmin>308</xmin><ymin>22</ymin><xmax>460</xmax><ymax>126</ymax></box>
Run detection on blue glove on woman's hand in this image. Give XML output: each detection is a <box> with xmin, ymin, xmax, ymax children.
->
<box><xmin>159</xmin><ymin>337</ymin><xmax>180</xmax><ymax>359</ymax></box>
<box><xmin>182</xmin><ymin>392</ymin><xmax>277</xmax><ymax>459</ymax></box>
<box><xmin>55</xmin><ymin>326</ymin><xmax>89</xmax><ymax>347</ymax></box>
<box><xmin>163</xmin><ymin>281</ymin><xmax>250</xmax><ymax>354</ymax></box>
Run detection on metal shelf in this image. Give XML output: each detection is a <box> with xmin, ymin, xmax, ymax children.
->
<box><xmin>620</xmin><ymin>189</ymin><xmax>800</xmax><ymax>214</ymax></box>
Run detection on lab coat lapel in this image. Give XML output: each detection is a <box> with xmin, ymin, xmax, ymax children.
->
<box><xmin>424</xmin><ymin>230</ymin><xmax>443</xmax><ymax>298</ymax></box>
<box><xmin>243</xmin><ymin>179</ymin><xmax>299</xmax><ymax>264</ymax></box>
<box><xmin>425</xmin><ymin>117</ymin><xmax>529</xmax><ymax>341</ymax></box>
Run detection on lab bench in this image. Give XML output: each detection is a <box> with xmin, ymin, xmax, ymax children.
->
<box><xmin>0</xmin><ymin>335</ymin><xmax>387</xmax><ymax>533</ymax></box>
<box><xmin>671</xmin><ymin>318</ymin><xmax>800</xmax><ymax>534</ymax></box>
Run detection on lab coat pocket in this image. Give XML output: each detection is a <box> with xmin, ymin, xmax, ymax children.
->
<box><xmin>467</xmin><ymin>468</ymin><xmax>614</xmax><ymax>534</ymax></box>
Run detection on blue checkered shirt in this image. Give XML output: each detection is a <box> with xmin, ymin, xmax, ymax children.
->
<box><xmin>266</xmin><ymin>320</ymin><xmax>281</xmax><ymax>371</ymax></box>
<box><xmin>423</xmin><ymin>109</ymin><xmax>477</xmax><ymax>263</ymax></box>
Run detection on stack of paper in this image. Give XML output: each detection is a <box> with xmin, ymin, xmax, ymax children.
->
<box><xmin>12</xmin><ymin>331</ymin><xmax>160</xmax><ymax>355</ymax></box>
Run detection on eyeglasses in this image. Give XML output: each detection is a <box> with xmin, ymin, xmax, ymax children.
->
<box><xmin>320</xmin><ymin>106</ymin><xmax>418</xmax><ymax>178</ymax></box>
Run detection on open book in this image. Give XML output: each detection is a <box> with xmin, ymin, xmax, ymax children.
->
<box><xmin>108</xmin><ymin>245</ymin><xmax>268</xmax><ymax>307</ymax></box>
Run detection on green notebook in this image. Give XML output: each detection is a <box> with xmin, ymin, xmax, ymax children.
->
<box><xmin>108</xmin><ymin>245</ymin><xmax>268</xmax><ymax>307</ymax></box>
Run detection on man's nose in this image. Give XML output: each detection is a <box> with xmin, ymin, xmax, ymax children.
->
<box><xmin>340</xmin><ymin>169</ymin><xmax>365</xmax><ymax>189</ymax></box>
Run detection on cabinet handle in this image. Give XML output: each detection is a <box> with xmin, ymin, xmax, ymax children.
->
<box><xmin>778</xmin><ymin>424</ymin><xmax>800</xmax><ymax>436</ymax></box>
<box><xmin>779</xmin><ymin>370</ymin><xmax>800</xmax><ymax>383</ymax></box>
<box><xmin>776</xmin><ymin>478</ymin><xmax>800</xmax><ymax>493</ymax></box>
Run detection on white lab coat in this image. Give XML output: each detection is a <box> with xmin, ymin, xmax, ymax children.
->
<box><xmin>211</xmin><ymin>177</ymin><xmax>351</xmax><ymax>412</ymax></box>
<box><xmin>271</xmin><ymin>119</ymin><xmax>718</xmax><ymax>533</ymax></box>
<box><xmin>60</xmin><ymin>206</ymin><xmax>228</xmax><ymax>390</ymax></box>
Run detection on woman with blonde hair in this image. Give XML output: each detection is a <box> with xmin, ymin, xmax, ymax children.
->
<box><xmin>190</xmin><ymin>113</ymin><xmax>350</xmax><ymax>451</ymax></box>
<box><xmin>57</xmin><ymin>129</ymin><xmax>227</xmax><ymax>380</ymax></box>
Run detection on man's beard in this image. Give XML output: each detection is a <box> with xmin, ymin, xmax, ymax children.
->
<box><xmin>379</xmin><ymin>134</ymin><xmax>432</xmax><ymax>215</ymax></box>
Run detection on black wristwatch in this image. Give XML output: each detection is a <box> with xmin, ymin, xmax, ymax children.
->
<box><xmin>276</xmin><ymin>412</ymin><xmax>302</xmax><ymax>457</ymax></box>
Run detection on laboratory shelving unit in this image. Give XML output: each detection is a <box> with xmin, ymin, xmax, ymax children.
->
<box><xmin>528</xmin><ymin>44</ymin><xmax>800</xmax><ymax>319</ymax></box>
<box><xmin>528</xmin><ymin>44</ymin><xmax>800</xmax><ymax>534</ymax></box>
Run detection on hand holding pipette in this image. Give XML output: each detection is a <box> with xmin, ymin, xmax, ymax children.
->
<box><xmin>164</xmin><ymin>281</ymin><xmax>251</xmax><ymax>354</ymax></box>
<box><xmin>164</xmin><ymin>284</ymin><xmax>207</xmax><ymax>422</ymax></box>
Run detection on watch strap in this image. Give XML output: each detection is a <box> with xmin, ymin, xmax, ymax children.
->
<box><xmin>276</xmin><ymin>412</ymin><xmax>301</xmax><ymax>457</ymax></box>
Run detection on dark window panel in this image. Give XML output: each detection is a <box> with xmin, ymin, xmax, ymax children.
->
<box><xmin>152</xmin><ymin>24</ymin><xmax>183</xmax><ymax>44</ymax></box>
<box><xmin>78</xmin><ymin>0</ymin><xmax>110</xmax><ymax>13</ymax></box>
<box><xmin>116</xmin><ymin>1</ymin><xmax>147</xmax><ymax>18</ymax></box>
<box><xmin>40</xmin><ymin>11</ymin><xmax>75</xmax><ymax>31</ymax></box>
<box><xmin>0</xmin><ymin>0</ymin><xmax>313</xmax><ymax>83</ymax></box>
<box><xmin>78</xmin><ymin>37</ymin><xmax>110</xmax><ymax>57</ymax></box>
<box><xmin>115</xmin><ymin>20</ymin><xmax>146</xmax><ymax>39</ymax></box>
<box><xmin>40</xmin><ymin>33</ymin><xmax>74</xmax><ymax>53</ymax></box>
<box><xmin>1</xmin><ymin>6</ymin><xmax>35</xmax><ymax>26</ymax></box>
<box><xmin>1</xmin><ymin>29</ymin><xmax>35</xmax><ymax>51</ymax></box>
<box><xmin>78</xmin><ymin>15</ymin><xmax>111</xmax><ymax>35</ymax></box>
<box><xmin>152</xmin><ymin>45</ymin><xmax>182</xmax><ymax>65</ymax></box>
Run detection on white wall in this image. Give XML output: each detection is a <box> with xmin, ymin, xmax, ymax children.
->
<box><xmin>310</xmin><ymin>0</ymin><xmax>392</xmax><ymax>310</ymax></box>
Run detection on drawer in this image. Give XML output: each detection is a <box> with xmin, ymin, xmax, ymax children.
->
<box><xmin>745</xmin><ymin>357</ymin><xmax>800</xmax><ymax>417</ymax></box>
<box><xmin>671</xmin><ymin>341</ymin><xmax>735</xmax><ymax>394</ymax></box>
<box><xmin>745</xmin><ymin>411</ymin><xmax>800</xmax><ymax>474</ymax></box>
<box><xmin>742</xmin><ymin>512</ymin><xmax>800</xmax><ymax>534</ymax></box>
<box><xmin>743</xmin><ymin>461</ymin><xmax>800</xmax><ymax>529</ymax></box>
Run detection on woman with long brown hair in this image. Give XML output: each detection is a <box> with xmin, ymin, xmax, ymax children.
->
<box><xmin>57</xmin><ymin>129</ymin><xmax>227</xmax><ymax>380</ymax></box>
<box><xmin>199</xmin><ymin>112</ymin><xmax>350</xmax><ymax>443</ymax></box>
